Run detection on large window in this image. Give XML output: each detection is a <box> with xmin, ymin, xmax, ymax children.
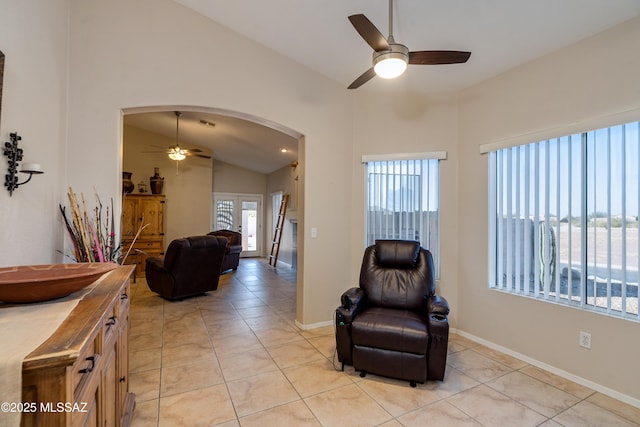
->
<box><xmin>489</xmin><ymin>121</ymin><xmax>640</xmax><ymax>320</ymax></box>
<box><xmin>364</xmin><ymin>154</ymin><xmax>442</xmax><ymax>276</ymax></box>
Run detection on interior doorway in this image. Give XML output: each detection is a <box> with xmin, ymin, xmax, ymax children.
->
<box><xmin>213</xmin><ymin>192</ymin><xmax>263</xmax><ymax>257</ymax></box>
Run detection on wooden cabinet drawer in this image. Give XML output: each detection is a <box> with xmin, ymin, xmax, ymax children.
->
<box><xmin>135</xmin><ymin>241</ymin><xmax>163</xmax><ymax>251</ymax></box>
<box><xmin>71</xmin><ymin>337</ymin><xmax>99</xmax><ymax>397</ymax></box>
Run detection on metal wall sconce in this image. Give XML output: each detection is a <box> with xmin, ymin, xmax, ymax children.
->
<box><xmin>3</xmin><ymin>132</ymin><xmax>44</xmax><ymax>196</ymax></box>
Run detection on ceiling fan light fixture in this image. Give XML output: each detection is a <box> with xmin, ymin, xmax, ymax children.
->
<box><xmin>373</xmin><ymin>44</ymin><xmax>409</xmax><ymax>79</ymax></box>
<box><xmin>168</xmin><ymin>146</ymin><xmax>186</xmax><ymax>161</ymax></box>
<box><xmin>168</xmin><ymin>151</ymin><xmax>186</xmax><ymax>161</ymax></box>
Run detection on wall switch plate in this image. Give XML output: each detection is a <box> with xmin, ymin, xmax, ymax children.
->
<box><xmin>579</xmin><ymin>331</ymin><xmax>592</xmax><ymax>349</ymax></box>
<box><xmin>311</xmin><ymin>227</ymin><xmax>317</xmax><ymax>238</ymax></box>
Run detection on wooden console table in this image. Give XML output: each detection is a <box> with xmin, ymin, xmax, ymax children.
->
<box><xmin>21</xmin><ymin>265</ymin><xmax>135</xmax><ymax>426</ymax></box>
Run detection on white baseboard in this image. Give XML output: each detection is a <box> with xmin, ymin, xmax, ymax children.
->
<box><xmin>452</xmin><ymin>328</ymin><xmax>640</xmax><ymax>409</ymax></box>
<box><xmin>295</xmin><ymin>319</ymin><xmax>333</xmax><ymax>330</ymax></box>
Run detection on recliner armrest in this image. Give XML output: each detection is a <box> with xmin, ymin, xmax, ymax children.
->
<box><xmin>145</xmin><ymin>256</ymin><xmax>165</xmax><ymax>273</ymax></box>
<box><xmin>337</xmin><ymin>287</ymin><xmax>365</xmax><ymax>324</ymax></box>
<box><xmin>427</xmin><ymin>295</ymin><xmax>450</xmax><ymax>317</ymax></box>
<box><xmin>341</xmin><ymin>287</ymin><xmax>365</xmax><ymax>310</ymax></box>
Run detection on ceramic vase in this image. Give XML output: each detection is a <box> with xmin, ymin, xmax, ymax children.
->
<box><xmin>149</xmin><ymin>167</ymin><xmax>164</xmax><ymax>194</ymax></box>
<box><xmin>122</xmin><ymin>172</ymin><xmax>134</xmax><ymax>194</ymax></box>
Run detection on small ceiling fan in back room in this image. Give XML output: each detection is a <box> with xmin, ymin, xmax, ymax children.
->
<box><xmin>347</xmin><ymin>0</ymin><xmax>472</xmax><ymax>89</ymax></box>
<box><xmin>145</xmin><ymin>111</ymin><xmax>212</xmax><ymax>173</ymax></box>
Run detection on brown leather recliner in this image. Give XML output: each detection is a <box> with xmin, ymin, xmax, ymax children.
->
<box><xmin>145</xmin><ymin>235</ymin><xmax>228</xmax><ymax>300</ymax></box>
<box><xmin>207</xmin><ymin>230</ymin><xmax>242</xmax><ymax>272</ymax></box>
<box><xmin>335</xmin><ymin>240</ymin><xmax>450</xmax><ymax>386</ymax></box>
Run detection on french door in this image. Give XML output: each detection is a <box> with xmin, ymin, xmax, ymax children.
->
<box><xmin>212</xmin><ymin>193</ymin><xmax>262</xmax><ymax>257</ymax></box>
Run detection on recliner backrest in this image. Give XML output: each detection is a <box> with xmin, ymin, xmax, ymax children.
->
<box><xmin>208</xmin><ymin>230</ymin><xmax>242</xmax><ymax>246</ymax></box>
<box><xmin>164</xmin><ymin>235</ymin><xmax>228</xmax><ymax>278</ymax></box>
<box><xmin>359</xmin><ymin>240</ymin><xmax>435</xmax><ymax>311</ymax></box>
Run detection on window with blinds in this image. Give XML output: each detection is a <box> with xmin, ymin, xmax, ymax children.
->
<box><xmin>364</xmin><ymin>156</ymin><xmax>441</xmax><ymax>277</ymax></box>
<box><xmin>489</xmin><ymin>121</ymin><xmax>640</xmax><ymax>320</ymax></box>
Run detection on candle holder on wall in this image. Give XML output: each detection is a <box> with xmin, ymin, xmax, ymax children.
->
<box><xmin>3</xmin><ymin>132</ymin><xmax>44</xmax><ymax>196</ymax></box>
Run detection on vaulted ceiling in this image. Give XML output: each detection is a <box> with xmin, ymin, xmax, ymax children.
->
<box><xmin>125</xmin><ymin>0</ymin><xmax>640</xmax><ymax>174</ymax></box>
<box><xmin>174</xmin><ymin>0</ymin><xmax>640</xmax><ymax>93</ymax></box>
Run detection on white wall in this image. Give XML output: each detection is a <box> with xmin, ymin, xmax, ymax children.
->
<box><xmin>65</xmin><ymin>0</ymin><xmax>353</xmax><ymax>325</ymax></box>
<box><xmin>457</xmin><ymin>17</ymin><xmax>640</xmax><ymax>403</ymax></box>
<box><xmin>0</xmin><ymin>0</ymin><xmax>68</xmax><ymax>266</ymax></box>
<box><xmin>123</xmin><ymin>125</ymin><xmax>212</xmax><ymax>247</ymax></box>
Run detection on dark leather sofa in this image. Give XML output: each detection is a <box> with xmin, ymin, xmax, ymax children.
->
<box><xmin>335</xmin><ymin>240</ymin><xmax>450</xmax><ymax>386</ymax></box>
<box><xmin>145</xmin><ymin>235</ymin><xmax>227</xmax><ymax>300</ymax></box>
<box><xmin>207</xmin><ymin>230</ymin><xmax>242</xmax><ymax>272</ymax></box>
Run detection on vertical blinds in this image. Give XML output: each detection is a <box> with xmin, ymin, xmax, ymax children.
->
<box><xmin>364</xmin><ymin>157</ymin><xmax>441</xmax><ymax>277</ymax></box>
<box><xmin>489</xmin><ymin>121</ymin><xmax>640</xmax><ymax>320</ymax></box>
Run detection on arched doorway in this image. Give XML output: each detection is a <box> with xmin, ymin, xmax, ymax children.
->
<box><xmin>121</xmin><ymin>105</ymin><xmax>304</xmax><ymax>306</ymax></box>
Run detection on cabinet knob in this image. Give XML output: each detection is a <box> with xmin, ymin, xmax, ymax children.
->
<box><xmin>119</xmin><ymin>376</ymin><xmax>126</xmax><ymax>383</ymax></box>
<box><xmin>120</xmin><ymin>293</ymin><xmax>129</xmax><ymax>300</ymax></box>
<box><xmin>105</xmin><ymin>316</ymin><xmax>117</xmax><ymax>327</ymax></box>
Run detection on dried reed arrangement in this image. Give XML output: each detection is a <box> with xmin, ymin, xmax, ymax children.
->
<box><xmin>59</xmin><ymin>188</ymin><xmax>147</xmax><ymax>264</ymax></box>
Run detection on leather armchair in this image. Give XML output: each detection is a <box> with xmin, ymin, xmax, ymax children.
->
<box><xmin>207</xmin><ymin>230</ymin><xmax>242</xmax><ymax>272</ymax></box>
<box><xmin>335</xmin><ymin>240</ymin><xmax>450</xmax><ymax>386</ymax></box>
<box><xmin>146</xmin><ymin>235</ymin><xmax>228</xmax><ymax>300</ymax></box>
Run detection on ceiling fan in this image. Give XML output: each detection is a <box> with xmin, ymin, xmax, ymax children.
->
<box><xmin>347</xmin><ymin>0</ymin><xmax>471</xmax><ymax>89</ymax></box>
<box><xmin>147</xmin><ymin>111</ymin><xmax>212</xmax><ymax>160</ymax></box>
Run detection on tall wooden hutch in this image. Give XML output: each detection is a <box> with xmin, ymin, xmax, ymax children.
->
<box><xmin>121</xmin><ymin>194</ymin><xmax>165</xmax><ymax>278</ymax></box>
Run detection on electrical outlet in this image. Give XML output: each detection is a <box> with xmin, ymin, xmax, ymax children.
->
<box><xmin>579</xmin><ymin>331</ymin><xmax>592</xmax><ymax>349</ymax></box>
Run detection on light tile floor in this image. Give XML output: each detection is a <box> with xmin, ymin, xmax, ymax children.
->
<box><xmin>128</xmin><ymin>259</ymin><xmax>640</xmax><ymax>427</ymax></box>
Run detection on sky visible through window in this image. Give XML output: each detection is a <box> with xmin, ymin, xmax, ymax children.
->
<box><xmin>367</xmin><ymin>160</ymin><xmax>439</xmax><ymax>213</ymax></box>
<box><xmin>501</xmin><ymin>123</ymin><xmax>640</xmax><ymax>220</ymax></box>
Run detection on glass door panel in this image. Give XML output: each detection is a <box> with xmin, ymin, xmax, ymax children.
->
<box><xmin>213</xmin><ymin>193</ymin><xmax>262</xmax><ymax>257</ymax></box>
<box><xmin>242</xmin><ymin>201</ymin><xmax>258</xmax><ymax>252</ymax></box>
<box><xmin>215</xmin><ymin>199</ymin><xmax>234</xmax><ymax>230</ymax></box>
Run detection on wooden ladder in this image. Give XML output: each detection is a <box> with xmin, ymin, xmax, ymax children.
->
<box><xmin>269</xmin><ymin>194</ymin><xmax>289</xmax><ymax>267</ymax></box>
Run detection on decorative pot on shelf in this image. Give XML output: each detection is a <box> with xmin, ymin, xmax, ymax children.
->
<box><xmin>122</xmin><ymin>172</ymin><xmax>135</xmax><ymax>194</ymax></box>
<box><xmin>149</xmin><ymin>167</ymin><xmax>164</xmax><ymax>194</ymax></box>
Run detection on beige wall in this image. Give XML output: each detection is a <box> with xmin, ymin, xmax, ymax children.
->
<box><xmin>123</xmin><ymin>125</ymin><xmax>212</xmax><ymax>247</ymax></box>
<box><xmin>457</xmin><ymin>17</ymin><xmax>640</xmax><ymax>402</ymax></box>
<box><xmin>0</xmin><ymin>0</ymin><xmax>68</xmax><ymax>265</ymax></box>
<box><xmin>212</xmin><ymin>160</ymin><xmax>266</xmax><ymax>195</ymax></box>
<box><xmin>350</xmin><ymin>91</ymin><xmax>462</xmax><ymax>321</ymax></box>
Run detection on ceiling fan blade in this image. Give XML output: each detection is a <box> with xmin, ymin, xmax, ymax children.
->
<box><xmin>184</xmin><ymin>147</ymin><xmax>203</xmax><ymax>153</ymax></box>
<box><xmin>348</xmin><ymin>14</ymin><xmax>389</xmax><ymax>52</ymax></box>
<box><xmin>348</xmin><ymin>67</ymin><xmax>376</xmax><ymax>89</ymax></box>
<box><xmin>408</xmin><ymin>51</ymin><xmax>471</xmax><ymax>65</ymax></box>
<box><xmin>195</xmin><ymin>154</ymin><xmax>212</xmax><ymax>159</ymax></box>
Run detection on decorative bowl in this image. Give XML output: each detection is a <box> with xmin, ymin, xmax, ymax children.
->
<box><xmin>0</xmin><ymin>263</ymin><xmax>119</xmax><ymax>303</ymax></box>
